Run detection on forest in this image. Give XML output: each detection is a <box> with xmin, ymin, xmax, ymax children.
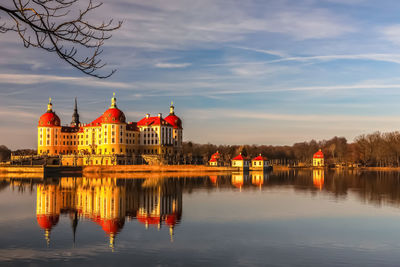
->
<box><xmin>2</xmin><ymin>131</ymin><xmax>400</xmax><ymax>167</ymax></box>
<box><xmin>183</xmin><ymin>131</ymin><xmax>400</xmax><ymax>167</ymax></box>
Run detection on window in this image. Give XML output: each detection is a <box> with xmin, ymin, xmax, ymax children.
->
<box><xmin>112</xmin><ymin>138</ymin><xmax>115</xmax><ymax>143</ymax></box>
<box><xmin>120</xmin><ymin>138</ymin><xmax>122</xmax><ymax>143</ymax></box>
<box><xmin>112</xmin><ymin>148</ymin><xmax>115</xmax><ymax>153</ymax></box>
<box><xmin>47</xmin><ymin>140</ymin><xmax>50</xmax><ymax>145</ymax></box>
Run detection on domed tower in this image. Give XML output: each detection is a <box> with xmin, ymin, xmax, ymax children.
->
<box><xmin>97</xmin><ymin>93</ymin><xmax>128</xmax><ymax>156</ymax></box>
<box><xmin>37</xmin><ymin>98</ymin><xmax>61</xmax><ymax>156</ymax></box>
<box><xmin>164</xmin><ymin>101</ymin><xmax>183</xmax><ymax>155</ymax></box>
<box><xmin>36</xmin><ymin>184</ymin><xmax>61</xmax><ymax>247</ymax></box>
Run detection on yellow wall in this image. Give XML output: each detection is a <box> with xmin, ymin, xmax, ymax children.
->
<box><xmin>313</xmin><ymin>158</ymin><xmax>324</xmax><ymax>167</ymax></box>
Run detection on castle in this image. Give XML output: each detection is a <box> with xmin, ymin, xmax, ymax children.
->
<box><xmin>37</xmin><ymin>94</ymin><xmax>183</xmax><ymax>165</ymax></box>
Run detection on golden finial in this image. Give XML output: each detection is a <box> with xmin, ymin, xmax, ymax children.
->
<box><xmin>45</xmin><ymin>229</ymin><xmax>51</xmax><ymax>247</ymax></box>
<box><xmin>169</xmin><ymin>101</ymin><xmax>175</xmax><ymax>114</ymax></box>
<box><xmin>111</xmin><ymin>93</ymin><xmax>117</xmax><ymax>108</ymax></box>
<box><xmin>47</xmin><ymin>97</ymin><xmax>53</xmax><ymax>111</ymax></box>
<box><xmin>109</xmin><ymin>234</ymin><xmax>115</xmax><ymax>252</ymax></box>
<box><xmin>169</xmin><ymin>226</ymin><xmax>174</xmax><ymax>243</ymax></box>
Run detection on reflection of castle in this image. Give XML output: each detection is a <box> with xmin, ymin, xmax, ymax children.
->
<box><xmin>35</xmin><ymin>178</ymin><xmax>182</xmax><ymax>249</ymax></box>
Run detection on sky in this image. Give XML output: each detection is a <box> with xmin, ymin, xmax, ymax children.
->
<box><xmin>3</xmin><ymin>0</ymin><xmax>400</xmax><ymax>149</ymax></box>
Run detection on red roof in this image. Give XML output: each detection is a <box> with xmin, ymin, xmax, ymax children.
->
<box><xmin>164</xmin><ymin>114</ymin><xmax>182</xmax><ymax>129</ymax></box>
<box><xmin>136</xmin><ymin>214</ymin><xmax>161</xmax><ymax>225</ymax></box>
<box><xmin>102</xmin><ymin>107</ymin><xmax>126</xmax><ymax>124</ymax></box>
<box><xmin>313</xmin><ymin>150</ymin><xmax>324</xmax><ymax>159</ymax></box>
<box><xmin>137</xmin><ymin>116</ymin><xmax>169</xmax><ymax>127</ymax></box>
<box><xmin>209</xmin><ymin>175</ymin><xmax>218</xmax><ymax>184</ymax></box>
<box><xmin>86</xmin><ymin>115</ymin><xmax>103</xmax><ymax>127</ymax></box>
<box><xmin>232</xmin><ymin>154</ymin><xmax>248</xmax><ymax>161</ymax></box>
<box><xmin>209</xmin><ymin>158</ymin><xmax>217</xmax><ymax>162</ymax></box>
<box><xmin>36</xmin><ymin>214</ymin><xmax>60</xmax><ymax>230</ymax></box>
<box><xmin>165</xmin><ymin>214</ymin><xmax>178</xmax><ymax>226</ymax></box>
<box><xmin>100</xmin><ymin>218</ymin><xmax>125</xmax><ymax>235</ymax></box>
<box><xmin>253</xmin><ymin>155</ymin><xmax>268</xmax><ymax>161</ymax></box>
<box><xmin>38</xmin><ymin>111</ymin><xmax>60</xmax><ymax>127</ymax></box>
<box><xmin>211</xmin><ymin>152</ymin><xmax>220</xmax><ymax>160</ymax></box>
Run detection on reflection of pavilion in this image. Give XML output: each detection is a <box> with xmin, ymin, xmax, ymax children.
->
<box><xmin>231</xmin><ymin>172</ymin><xmax>268</xmax><ymax>191</ymax></box>
<box><xmin>35</xmin><ymin>177</ymin><xmax>182</xmax><ymax>248</ymax></box>
<box><xmin>313</xmin><ymin>169</ymin><xmax>324</xmax><ymax>190</ymax></box>
<box><xmin>251</xmin><ymin>171</ymin><xmax>268</xmax><ymax>189</ymax></box>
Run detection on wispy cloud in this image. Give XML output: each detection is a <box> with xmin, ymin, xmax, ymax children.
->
<box><xmin>0</xmin><ymin>73</ymin><xmax>132</xmax><ymax>89</ymax></box>
<box><xmin>231</xmin><ymin>46</ymin><xmax>288</xmax><ymax>58</ymax></box>
<box><xmin>189</xmin><ymin>108</ymin><xmax>400</xmax><ymax>123</ymax></box>
<box><xmin>155</xmin><ymin>62</ymin><xmax>191</xmax><ymax>68</ymax></box>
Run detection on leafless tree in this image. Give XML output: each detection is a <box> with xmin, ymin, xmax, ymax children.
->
<box><xmin>0</xmin><ymin>0</ymin><xmax>122</xmax><ymax>78</ymax></box>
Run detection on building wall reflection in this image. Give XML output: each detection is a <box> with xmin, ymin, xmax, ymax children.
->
<box><xmin>35</xmin><ymin>177</ymin><xmax>182</xmax><ymax>248</ymax></box>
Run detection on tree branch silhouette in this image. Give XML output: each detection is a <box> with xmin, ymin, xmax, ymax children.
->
<box><xmin>0</xmin><ymin>0</ymin><xmax>122</xmax><ymax>78</ymax></box>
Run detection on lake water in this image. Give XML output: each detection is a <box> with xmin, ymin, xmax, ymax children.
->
<box><xmin>2</xmin><ymin>170</ymin><xmax>400</xmax><ymax>266</ymax></box>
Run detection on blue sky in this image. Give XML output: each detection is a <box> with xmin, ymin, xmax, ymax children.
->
<box><xmin>3</xmin><ymin>0</ymin><xmax>400</xmax><ymax>149</ymax></box>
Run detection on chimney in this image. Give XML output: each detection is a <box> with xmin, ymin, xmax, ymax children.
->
<box><xmin>158</xmin><ymin>113</ymin><xmax>162</xmax><ymax>118</ymax></box>
<box><xmin>146</xmin><ymin>113</ymin><xmax>150</xmax><ymax>119</ymax></box>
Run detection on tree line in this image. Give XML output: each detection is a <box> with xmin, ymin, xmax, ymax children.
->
<box><xmin>3</xmin><ymin>130</ymin><xmax>400</xmax><ymax>166</ymax></box>
<box><xmin>183</xmin><ymin>131</ymin><xmax>400</xmax><ymax>167</ymax></box>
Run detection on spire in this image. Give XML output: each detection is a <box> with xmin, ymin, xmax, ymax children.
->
<box><xmin>47</xmin><ymin>97</ymin><xmax>53</xmax><ymax>112</ymax></box>
<box><xmin>71</xmin><ymin>211</ymin><xmax>78</xmax><ymax>246</ymax></box>
<box><xmin>111</xmin><ymin>92</ymin><xmax>117</xmax><ymax>108</ymax></box>
<box><xmin>71</xmin><ymin>97</ymin><xmax>80</xmax><ymax>127</ymax></box>
<box><xmin>169</xmin><ymin>101</ymin><xmax>174</xmax><ymax>115</ymax></box>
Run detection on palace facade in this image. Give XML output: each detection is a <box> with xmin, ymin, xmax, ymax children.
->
<box><xmin>37</xmin><ymin>94</ymin><xmax>183</xmax><ymax>165</ymax></box>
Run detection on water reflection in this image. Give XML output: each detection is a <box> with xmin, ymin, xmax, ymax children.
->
<box><xmin>3</xmin><ymin>169</ymin><xmax>400</xmax><ymax>250</ymax></box>
<box><xmin>34</xmin><ymin>177</ymin><xmax>183</xmax><ymax>249</ymax></box>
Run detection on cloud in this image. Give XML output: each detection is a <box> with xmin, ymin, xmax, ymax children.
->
<box><xmin>0</xmin><ymin>73</ymin><xmax>132</xmax><ymax>89</ymax></box>
<box><xmin>155</xmin><ymin>62</ymin><xmax>191</xmax><ymax>68</ymax></box>
<box><xmin>381</xmin><ymin>24</ymin><xmax>400</xmax><ymax>45</ymax></box>
<box><xmin>102</xmin><ymin>0</ymin><xmax>355</xmax><ymax>50</ymax></box>
<box><xmin>230</xmin><ymin>46</ymin><xmax>288</xmax><ymax>58</ymax></box>
<box><xmin>189</xmin><ymin>108</ymin><xmax>400</xmax><ymax>123</ymax></box>
<box><xmin>269</xmin><ymin>54</ymin><xmax>400</xmax><ymax>65</ymax></box>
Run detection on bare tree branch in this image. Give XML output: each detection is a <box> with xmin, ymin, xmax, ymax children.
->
<box><xmin>0</xmin><ymin>0</ymin><xmax>122</xmax><ymax>78</ymax></box>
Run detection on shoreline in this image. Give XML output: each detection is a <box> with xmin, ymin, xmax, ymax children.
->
<box><xmin>2</xmin><ymin>164</ymin><xmax>400</xmax><ymax>176</ymax></box>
